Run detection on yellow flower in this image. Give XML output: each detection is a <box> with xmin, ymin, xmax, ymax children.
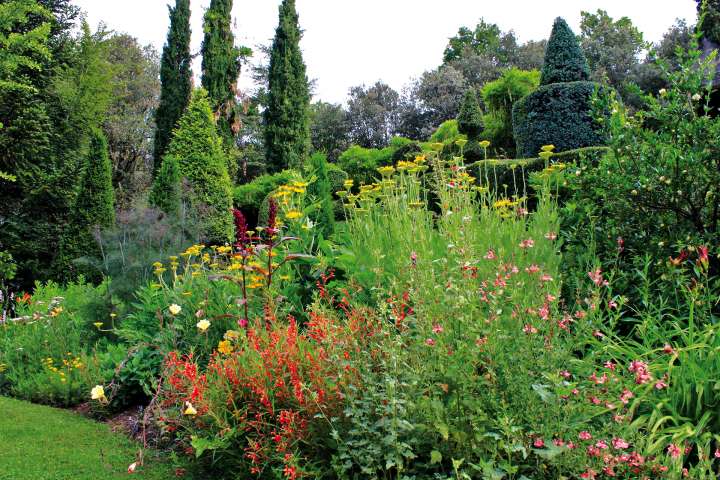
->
<box><xmin>540</xmin><ymin>144</ymin><xmax>556</xmax><ymax>152</ymax></box>
<box><xmin>285</xmin><ymin>210</ymin><xmax>303</xmax><ymax>220</ymax></box>
<box><xmin>455</xmin><ymin>139</ymin><xmax>468</xmax><ymax>148</ymax></box>
<box><xmin>377</xmin><ymin>166</ymin><xmax>395</xmax><ymax>177</ymax></box>
<box><xmin>414</xmin><ymin>155</ymin><xmax>427</xmax><ymax>164</ymax></box>
<box><xmin>479</xmin><ymin>140</ymin><xmax>491</xmax><ymax>149</ymax></box>
<box><xmin>184</xmin><ymin>402</ymin><xmax>197</xmax><ymax>416</ymax></box>
<box><xmin>217</xmin><ymin>340</ymin><xmax>233</xmax><ymax>355</ymax></box>
<box><xmin>168</xmin><ymin>304</ymin><xmax>182</xmax><ymax>316</ymax></box>
<box><xmin>152</xmin><ymin>261</ymin><xmax>163</xmax><ymax>269</ymax></box>
<box><xmin>343</xmin><ymin>179</ymin><xmax>354</xmax><ymax>189</ymax></box>
<box><xmin>90</xmin><ymin>385</ymin><xmax>106</xmax><ymax>402</ymax></box>
<box><xmin>196</xmin><ymin>319</ymin><xmax>211</xmax><ymax>332</ymax></box>
<box><xmin>94</xmin><ymin>322</ymin><xmax>103</xmax><ymax>329</ymax></box>
<box><xmin>49</xmin><ymin>306</ymin><xmax>63</xmax><ymax>317</ymax></box>
<box><xmin>224</xmin><ymin>330</ymin><xmax>240</xmax><ymax>341</ymax></box>
<box><xmin>292</xmin><ymin>181</ymin><xmax>309</xmax><ymax>188</ymax></box>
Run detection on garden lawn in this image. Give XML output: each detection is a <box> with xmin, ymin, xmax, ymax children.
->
<box><xmin>0</xmin><ymin>397</ymin><xmax>175</xmax><ymax>480</ymax></box>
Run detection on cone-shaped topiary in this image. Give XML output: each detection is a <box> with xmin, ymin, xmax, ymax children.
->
<box><xmin>264</xmin><ymin>0</ymin><xmax>311</xmax><ymax>173</ymax></box>
<box><xmin>165</xmin><ymin>89</ymin><xmax>234</xmax><ymax>243</ymax></box>
<box><xmin>307</xmin><ymin>153</ymin><xmax>335</xmax><ymax>238</ymax></box>
<box><xmin>457</xmin><ymin>89</ymin><xmax>485</xmax><ymax>162</ymax></box>
<box><xmin>540</xmin><ymin>17</ymin><xmax>591</xmax><ymax>86</ymax></box>
<box><xmin>513</xmin><ymin>18</ymin><xmax>609</xmax><ymax>158</ymax></box>
<box><xmin>153</xmin><ymin>0</ymin><xmax>192</xmax><ymax>175</ymax></box>
<box><xmin>150</xmin><ymin>153</ymin><xmax>181</xmax><ymax>216</ymax></box>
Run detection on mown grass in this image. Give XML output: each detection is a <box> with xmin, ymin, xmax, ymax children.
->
<box><xmin>0</xmin><ymin>397</ymin><xmax>176</xmax><ymax>480</ymax></box>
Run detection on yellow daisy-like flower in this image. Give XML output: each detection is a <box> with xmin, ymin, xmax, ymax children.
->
<box><xmin>168</xmin><ymin>304</ymin><xmax>182</xmax><ymax>316</ymax></box>
<box><xmin>540</xmin><ymin>144</ymin><xmax>556</xmax><ymax>152</ymax></box>
<box><xmin>217</xmin><ymin>340</ymin><xmax>234</xmax><ymax>355</ymax></box>
<box><xmin>184</xmin><ymin>402</ymin><xmax>197</xmax><ymax>416</ymax></box>
<box><xmin>285</xmin><ymin>210</ymin><xmax>303</xmax><ymax>220</ymax></box>
<box><xmin>377</xmin><ymin>166</ymin><xmax>395</xmax><ymax>177</ymax></box>
<box><xmin>343</xmin><ymin>179</ymin><xmax>354</xmax><ymax>189</ymax></box>
<box><xmin>479</xmin><ymin>140</ymin><xmax>491</xmax><ymax>149</ymax></box>
<box><xmin>49</xmin><ymin>307</ymin><xmax>63</xmax><ymax>317</ymax></box>
<box><xmin>196</xmin><ymin>319</ymin><xmax>211</xmax><ymax>332</ymax></box>
<box><xmin>224</xmin><ymin>330</ymin><xmax>240</xmax><ymax>341</ymax></box>
<box><xmin>94</xmin><ymin>322</ymin><xmax>103</xmax><ymax>329</ymax></box>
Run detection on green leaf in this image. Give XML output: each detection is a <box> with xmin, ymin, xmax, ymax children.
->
<box><xmin>430</xmin><ymin>450</ymin><xmax>443</xmax><ymax>465</ymax></box>
<box><xmin>435</xmin><ymin>422</ymin><xmax>450</xmax><ymax>440</ymax></box>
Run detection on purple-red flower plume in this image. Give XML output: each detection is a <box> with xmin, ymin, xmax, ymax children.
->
<box><xmin>232</xmin><ymin>208</ymin><xmax>249</xmax><ymax>247</ymax></box>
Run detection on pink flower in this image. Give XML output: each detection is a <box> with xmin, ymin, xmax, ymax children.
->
<box><xmin>533</xmin><ymin>438</ymin><xmax>545</xmax><ymax>448</ymax></box>
<box><xmin>523</xmin><ymin>324</ymin><xmax>538</xmax><ymax>334</ymax></box>
<box><xmin>525</xmin><ymin>264</ymin><xmax>540</xmax><ymax>273</ymax></box>
<box><xmin>238</xmin><ymin>318</ymin><xmax>249</xmax><ymax>328</ymax></box>
<box><xmin>604</xmin><ymin>361</ymin><xmax>616</xmax><ymax>371</ymax></box>
<box><xmin>667</xmin><ymin>443</ymin><xmax>682</xmax><ymax>459</ymax></box>
<box><xmin>619</xmin><ymin>389</ymin><xmax>634</xmax><ymax>405</ymax></box>
<box><xmin>544</xmin><ymin>232</ymin><xmax>557</xmax><ymax>241</ymax></box>
<box><xmin>432</xmin><ymin>324</ymin><xmax>444</xmax><ymax>334</ymax></box>
<box><xmin>538</xmin><ymin>303</ymin><xmax>550</xmax><ymax>320</ymax></box>
<box><xmin>612</xmin><ymin>438</ymin><xmax>630</xmax><ymax>450</ymax></box>
<box><xmin>714</xmin><ymin>449</ymin><xmax>720</xmax><ymax>459</ymax></box>
<box><xmin>484</xmin><ymin>249</ymin><xmax>496</xmax><ymax>260</ymax></box>
<box><xmin>559</xmin><ymin>370</ymin><xmax>572</xmax><ymax>379</ymax></box>
<box><xmin>608</xmin><ymin>300</ymin><xmax>618</xmax><ymax>309</ymax></box>
<box><xmin>519</xmin><ymin>239</ymin><xmax>535</xmax><ymax>249</ymax></box>
<box><xmin>663</xmin><ymin>344</ymin><xmax>675</xmax><ymax>354</ymax></box>
<box><xmin>128</xmin><ymin>462</ymin><xmax>138</xmax><ymax>474</ymax></box>
<box><xmin>540</xmin><ymin>274</ymin><xmax>553</xmax><ymax>282</ymax></box>
<box><xmin>579</xmin><ymin>431</ymin><xmax>593</xmax><ymax>441</ymax></box>
<box><xmin>595</xmin><ymin>440</ymin><xmax>609</xmax><ymax>450</ymax></box>
<box><xmin>425</xmin><ymin>338</ymin><xmax>435</xmax><ymax>346</ymax></box>
<box><xmin>698</xmin><ymin>245</ymin><xmax>709</xmax><ymax>266</ymax></box>
<box><xmin>629</xmin><ymin>360</ymin><xmax>652</xmax><ymax>385</ymax></box>
<box><xmin>553</xmin><ymin>438</ymin><xmax>565</xmax><ymax>447</ymax></box>
<box><xmin>655</xmin><ymin>380</ymin><xmax>668</xmax><ymax>390</ymax></box>
<box><xmin>580</xmin><ymin>469</ymin><xmax>597</xmax><ymax>479</ymax></box>
<box><xmin>588</xmin><ymin>269</ymin><xmax>609</xmax><ymax>287</ymax></box>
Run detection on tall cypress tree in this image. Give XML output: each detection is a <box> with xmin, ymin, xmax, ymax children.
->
<box><xmin>264</xmin><ymin>0</ymin><xmax>310</xmax><ymax>173</ymax></box>
<box><xmin>153</xmin><ymin>0</ymin><xmax>192</xmax><ymax>175</ymax></box>
<box><xmin>540</xmin><ymin>17</ymin><xmax>591</xmax><ymax>86</ymax></box>
<box><xmin>201</xmin><ymin>0</ymin><xmax>245</xmax><ymax>160</ymax></box>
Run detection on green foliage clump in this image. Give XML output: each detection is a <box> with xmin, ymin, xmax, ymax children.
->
<box><xmin>457</xmin><ymin>89</ymin><xmax>485</xmax><ymax>162</ymax></box>
<box><xmin>234</xmin><ymin>169</ymin><xmax>299</xmax><ymax>226</ymax></box>
<box><xmin>164</xmin><ymin>89</ymin><xmax>234</xmax><ymax>243</ymax></box>
<box><xmin>337</xmin><ymin>144</ymin><xmax>396</xmax><ymax>185</ymax></box>
<box><xmin>540</xmin><ymin>17</ymin><xmax>591</xmax><ymax>85</ymax></box>
<box><xmin>481</xmin><ymin>68</ymin><xmax>540</xmax><ymax>156</ymax></box>
<box><xmin>0</xmin><ymin>279</ymin><xmax>112</xmax><ymax>407</ymax></box>
<box><xmin>149</xmin><ymin>153</ymin><xmax>181</xmax><ymax>216</ymax></box>
<box><xmin>560</xmin><ymin>45</ymin><xmax>720</xmax><ymax>304</ymax></box>
<box><xmin>306</xmin><ymin>153</ymin><xmax>335</xmax><ymax>238</ymax></box>
<box><xmin>153</xmin><ymin>0</ymin><xmax>192</xmax><ymax>173</ymax></box>
<box><xmin>698</xmin><ymin>0</ymin><xmax>720</xmax><ymax>45</ymax></box>
<box><xmin>264</xmin><ymin>0</ymin><xmax>310</xmax><ymax>172</ymax></box>
<box><xmin>429</xmin><ymin>119</ymin><xmax>462</xmax><ymax>143</ymax></box>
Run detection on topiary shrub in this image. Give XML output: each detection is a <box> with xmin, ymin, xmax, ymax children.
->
<box><xmin>306</xmin><ymin>153</ymin><xmax>335</xmax><ymax>238</ymax></box>
<box><xmin>513</xmin><ymin>18</ymin><xmax>609</xmax><ymax>158</ymax></box>
<box><xmin>513</xmin><ymin>81</ymin><xmax>611</xmax><ymax>158</ymax></box>
<box><xmin>457</xmin><ymin>89</ymin><xmax>485</xmax><ymax>162</ymax></box>
<box><xmin>150</xmin><ymin>153</ymin><xmax>181</xmax><ymax>216</ymax></box>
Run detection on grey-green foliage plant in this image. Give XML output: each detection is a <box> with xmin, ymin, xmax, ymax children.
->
<box><xmin>264</xmin><ymin>0</ymin><xmax>310</xmax><ymax>172</ymax></box>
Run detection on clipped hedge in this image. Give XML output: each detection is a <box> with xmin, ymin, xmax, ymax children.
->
<box><xmin>468</xmin><ymin>146</ymin><xmax>609</xmax><ymax>198</ymax></box>
<box><xmin>233</xmin><ymin>169</ymin><xmax>299</xmax><ymax>226</ymax></box>
<box><xmin>512</xmin><ymin>81</ymin><xmax>610</xmax><ymax>158</ymax></box>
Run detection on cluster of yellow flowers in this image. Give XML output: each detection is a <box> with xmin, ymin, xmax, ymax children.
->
<box><xmin>43</xmin><ymin>353</ymin><xmax>83</xmax><ymax>383</ymax></box>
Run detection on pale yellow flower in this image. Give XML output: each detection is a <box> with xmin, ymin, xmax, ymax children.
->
<box><xmin>90</xmin><ymin>385</ymin><xmax>106</xmax><ymax>401</ymax></box>
<box><xmin>184</xmin><ymin>402</ymin><xmax>197</xmax><ymax>416</ymax></box>
<box><xmin>168</xmin><ymin>304</ymin><xmax>182</xmax><ymax>316</ymax></box>
<box><xmin>196</xmin><ymin>319</ymin><xmax>211</xmax><ymax>332</ymax></box>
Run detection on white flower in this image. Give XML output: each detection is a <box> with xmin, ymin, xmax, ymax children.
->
<box><xmin>659</xmin><ymin>88</ymin><xmax>667</xmax><ymax>96</ymax></box>
<box><xmin>127</xmin><ymin>462</ymin><xmax>138</xmax><ymax>473</ymax></box>
<box><xmin>692</xmin><ymin>93</ymin><xmax>702</xmax><ymax>102</ymax></box>
<box><xmin>90</xmin><ymin>385</ymin><xmax>106</xmax><ymax>401</ymax></box>
<box><xmin>196</xmin><ymin>319</ymin><xmax>211</xmax><ymax>332</ymax></box>
<box><xmin>168</xmin><ymin>304</ymin><xmax>182</xmax><ymax>315</ymax></box>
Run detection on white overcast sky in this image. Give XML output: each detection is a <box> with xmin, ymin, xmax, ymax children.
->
<box><xmin>74</xmin><ymin>0</ymin><xmax>697</xmax><ymax>104</ymax></box>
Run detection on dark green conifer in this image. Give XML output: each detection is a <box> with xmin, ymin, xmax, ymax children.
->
<box><xmin>698</xmin><ymin>0</ymin><xmax>720</xmax><ymax>44</ymax></box>
<box><xmin>264</xmin><ymin>0</ymin><xmax>310</xmax><ymax>172</ymax></box>
<box><xmin>540</xmin><ymin>17</ymin><xmax>591</xmax><ymax>86</ymax></box>
<box><xmin>457</xmin><ymin>89</ymin><xmax>485</xmax><ymax>161</ymax></box>
<box><xmin>150</xmin><ymin>153</ymin><xmax>181</xmax><ymax>216</ymax></box>
<box><xmin>153</xmin><ymin>0</ymin><xmax>192</xmax><ymax>174</ymax></box>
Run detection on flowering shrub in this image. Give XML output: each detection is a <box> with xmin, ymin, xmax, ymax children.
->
<box><xmin>156</xmin><ymin>301</ymin><xmax>382</xmax><ymax>478</ymax></box>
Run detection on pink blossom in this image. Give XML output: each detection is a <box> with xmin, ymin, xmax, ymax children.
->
<box><xmin>580</xmin><ymin>469</ymin><xmax>597</xmax><ymax>479</ymax></box>
<box><xmin>540</xmin><ymin>274</ymin><xmax>553</xmax><ymax>282</ymax></box>
<box><xmin>526</xmin><ymin>264</ymin><xmax>540</xmax><ymax>273</ymax></box>
<box><xmin>588</xmin><ymin>268</ymin><xmax>609</xmax><ymax>287</ymax></box>
<box><xmin>523</xmin><ymin>324</ymin><xmax>538</xmax><ymax>334</ymax></box>
<box><xmin>655</xmin><ymin>380</ymin><xmax>668</xmax><ymax>390</ymax></box>
<box><xmin>714</xmin><ymin>449</ymin><xmax>720</xmax><ymax>459</ymax></box>
<box><xmin>544</xmin><ymin>232</ymin><xmax>557</xmax><ymax>241</ymax></box>
<box><xmin>619</xmin><ymin>389</ymin><xmax>634</xmax><ymax>405</ymax></box>
<box><xmin>667</xmin><ymin>443</ymin><xmax>682</xmax><ymax>459</ymax></box>
<box><xmin>484</xmin><ymin>249</ymin><xmax>496</xmax><ymax>260</ymax></box>
<box><xmin>663</xmin><ymin>344</ymin><xmax>675</xmax><ymax>354</ymax></box>
<box><xmin>612</xmin><ymin>438</ymin><xmax>630</xmax><ymax>450</ymax></box>
<box><xmin>519</xmin><ymin>239</ymin><xmax>535</xmax><ymax>249</ymax></box>
<box><xmin>608</xmin><ymin>300</ymin><xmax>618</xmax><ymax>309</ymax></box>
<box><xmin>432</xmin><ymin>324</ymin><xmax>444</xmax><ymax>334</ymax></box>
<box><xmin>533</xmin><ymin>438</ymin><xmax>545</xmax><ymax>448</ymax></box>
<box><xmin>559</xmin><ymin>370</ymin><xmax>572</xmax><ymax>379</ymax></box>
<box><xmin>595</xmin><ymin>440</ymin><xmax>609</xmax><ymax>450</ymax></box>
<box><xmin>604</xmin><ymin>361</ymin><xmax>616</xmax><ymax>371</ymax></box>
<box><xmin>425</xmin><ymin>338</ymin><xmax>435</xmax><ymax>346</ymax></box>
<box><xmin>579</xmin><ymin>431</ymin><xmax>593</xmax><ymax>441</ymax></box>
<box><xmin>553</xmin><ymin>438</ymin><xmax>565</xmax><ymax>447</ymax></box>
